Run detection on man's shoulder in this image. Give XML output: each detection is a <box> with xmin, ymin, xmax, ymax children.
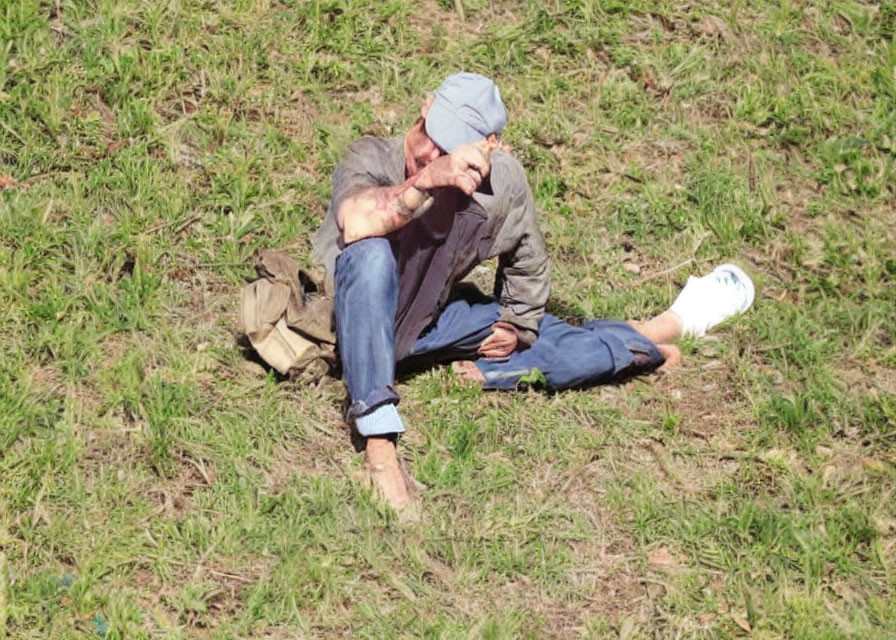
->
<box><xmin>337</xmin><ymin>136</ymin><xmax>404</xmax><ymax>187</ymax></box>
<box><xmin>344</xmin><ymin>135</ymin><xmax>403</xmax><ymax>161</ymax></box>
<box><xmin>488</xmin><ymin>150</ymin><xmax>530</xmax><ymax>200</ymax></box>
<box><xmin>490</xmin><ymin>151</ymin><xmax>527</xmax><ymax>186</ymax></box>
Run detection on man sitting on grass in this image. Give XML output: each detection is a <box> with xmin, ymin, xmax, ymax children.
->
<box><xmin>311</xmin><ymin>72</ymin><xmax>755</xmax><ymax>513</ymax></box>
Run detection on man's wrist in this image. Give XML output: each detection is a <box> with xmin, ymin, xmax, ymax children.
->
<box><xmin>397</xmin><ymin>184</ymin><xmax>431</xmax><ymax>218</ymax></box>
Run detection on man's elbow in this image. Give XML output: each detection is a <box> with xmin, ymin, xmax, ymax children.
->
<box><xmin>339</xmin><ymin>193</ymin><xmax>402</xmax><ymax>245</ymax></box>
<box><xmin>338</xmin><ymin>197</ymin><xmax>366</xmax><ymax>245</ymax></box>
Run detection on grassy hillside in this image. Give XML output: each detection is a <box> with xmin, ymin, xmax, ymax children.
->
<box><xmin>1</xmin><ymin>0</ymin><xmax>894</xmax><ymax>637</ymax></box>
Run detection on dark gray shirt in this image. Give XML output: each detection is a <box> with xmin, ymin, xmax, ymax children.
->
<box><xmin>311</xmin><ymin>136</ymin><xmax>550</xmax><ymax>358</ymax></box>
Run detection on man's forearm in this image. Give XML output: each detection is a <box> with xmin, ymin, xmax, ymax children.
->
<box><xmin>338</xmin><ymin>179</ymin><xmax>432</xmax><ymax>244</ymax></box>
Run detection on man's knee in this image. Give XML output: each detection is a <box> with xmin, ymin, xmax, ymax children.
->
<box><xmin>335</xmin><ymin>237</ymin><xmax>397</xmax><ymax>292</ymax></box>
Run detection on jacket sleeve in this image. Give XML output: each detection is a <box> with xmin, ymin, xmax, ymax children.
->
<box><xmin>310</xmin><ymin>137</ymin><xmax>400</xmax><ymax>292</ymax></box>
<box><xmin>489</xmin><ymin>157</ymin><xmax>551</xmax><ymax>347</ymax></box>
<box><xmin>329</xmin><ymin>137</ymin><xmax>399</xmax><ymax>229</ymax></box>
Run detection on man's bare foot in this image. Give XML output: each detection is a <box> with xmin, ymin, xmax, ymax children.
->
<box><xmin>657</xmin><ymin>343</ymin><xmax>682</xmax><ymax>372</ymax></box>
<box><xmin>364</xmin><ymin>437</ymin><xmax>413</xmax><ymax>512</ymax></box>
<box><xmin>451</xmin><ymin>360</ymin><xmax>485</xmax><ymax>383</ymax></box>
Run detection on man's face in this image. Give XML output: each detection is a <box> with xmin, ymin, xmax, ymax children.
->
<box><xmin>403</xmin><ymin>95</ymin><xmax>498</xmax><ymax>177</ymax></box>
<box><xmin>405</xmin><ymin>118</ymin><xmax>444</xmax><ymax>176</ymax></box>
<box><xmin>404</xmin><ymin>95</ymin><xmax>447</xmax><ymax>176</ymax></box>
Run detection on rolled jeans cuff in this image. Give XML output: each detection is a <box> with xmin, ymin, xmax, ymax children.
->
<box><xmin>346</xmin><ymin>386</ymin><xmax>403</xmax><ymax>436</ymax></box>
<box><xmin>354</xmin><ymin>404</ymin><xmax>406</xmax><ymax>437</ymax></box>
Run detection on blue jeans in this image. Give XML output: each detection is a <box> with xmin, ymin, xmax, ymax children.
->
<box><xmin>335</xmin><ymin>238</ymin><xmax>664</xmax><ymax>437</ymax></box>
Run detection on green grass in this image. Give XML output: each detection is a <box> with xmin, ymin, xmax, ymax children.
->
<box><xmin>2</xmin><ymin>0</ymin><xmax>895</xmax><ymax>637</ymax></box>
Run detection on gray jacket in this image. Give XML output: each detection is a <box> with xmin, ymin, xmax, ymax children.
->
<box><xmin>311</xmin><ymin>136</ymin><xmax>550</xmax><ymax>356</ymax></box>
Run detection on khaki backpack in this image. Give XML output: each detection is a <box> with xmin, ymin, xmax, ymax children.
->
<box><xmin>240</xmin><ymin>249</ymin><xmax>337</xmax><ymax>380</ymax></box>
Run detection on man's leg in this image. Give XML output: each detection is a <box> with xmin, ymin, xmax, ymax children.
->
<box><xmin>457</xmin><ymin>263</ymin><xmax>755</xmax><ymax>388</ymax></box>
<box><xmin>334</xmin><ymin>238</ymin><xmax>411</xmax><ymax>510</ymax></box>
<box><xmin>449</xmin><ymin>311</ymin><xmax>682</xmax><ymax>385</ymax></box>
<box><xmin>629</xmin><ymin>311</ymin><xmax>684</xmax><ymax>344</ymax></box>
<box><xmin>462</xmin><ymin>315</ymin><xmax>665</xmax><ymax>389</ymax></box>
<box><xmin>401</xmin><ymin>294</ymin><xmax>665</xmax><ymax>390</ymax></box>
<box><xmin>403</xmin><ymin>296</ymin><xmax>499</xmax><ymax>362</ymax></box>
<box><xmin>630</xmin><ymin>263</ymin><xmax>756</xmax><ymax>368</ymax></box>
<box><xmin>627</xmin><ymin>311</ymin><xmax>684</xmax><ymax>370</ymax></box>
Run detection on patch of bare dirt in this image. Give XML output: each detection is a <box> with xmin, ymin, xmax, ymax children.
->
<box><xmin>278</xmin><ymin>88</ymin><xmax>318</xmax><ymax>150</ymax></box>
<box><xmin>97</xmin><ymin>333</ymin><xmax>134</xmax><ymax>370</ymax></box>
<box><xmin>837</xmin><ymin>363</ymin><xmax>896</xmax><ymax>399</ymax></box>
<box><xmin>261</xmin><ymin>432</ymin><xmax>348</xmax><ymax>495</ymax></box>
<box><xmin>28</xmin><ymin>363</ymin><xmax>66</xmax><ymax>397</ymax></box>
<box><xmin>28</xmin><ymin>362</ymin><xmax>104</xmax><ymax>426</ymax></box>
<box><xmin>81</xmin><ymin>423</ymin><xmax>142</xmax><ymax>483</ymax></box>
<box><xmin>650</xmin><ymin>358</ymin><xmax>752</xmax><ymax>429</ymax></box>
<box><xmin>817</xmin><ymin>444</ymin><xmax>893</xmax><ymax>489</ymax></box>
<box><xmin>622</xmin><ymin>12</ymin><xmax>681</xmax><ymax>47</ymax></box>
<box><xmin>406</xmin><ymin>0</ymin><xmax>516</xmax><ymax>43</ymax></box>
<box><xmin>129</xmin><ymin>451</ymin><xmax>217</xmax><ymax>521</ymax></box>
<box><xmin>138</xmin><ymin>554</ymin><xmax>277</xmax><ymax>631</ymax></box>
<box><xmin>620</xmin><ymin>137</ymin><xmax>691</xmax><ymax>183</ymax></box>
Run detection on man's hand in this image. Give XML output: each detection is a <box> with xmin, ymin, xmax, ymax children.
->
<box><xmin>415</xmin><ymin>139</ymin><xmax>499</xmax><ymax>195</ymax></box>
<box><xmin>477</xmin><ymin>321</ymin><xmax>518</xmax><ymax>358</ymax></box>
